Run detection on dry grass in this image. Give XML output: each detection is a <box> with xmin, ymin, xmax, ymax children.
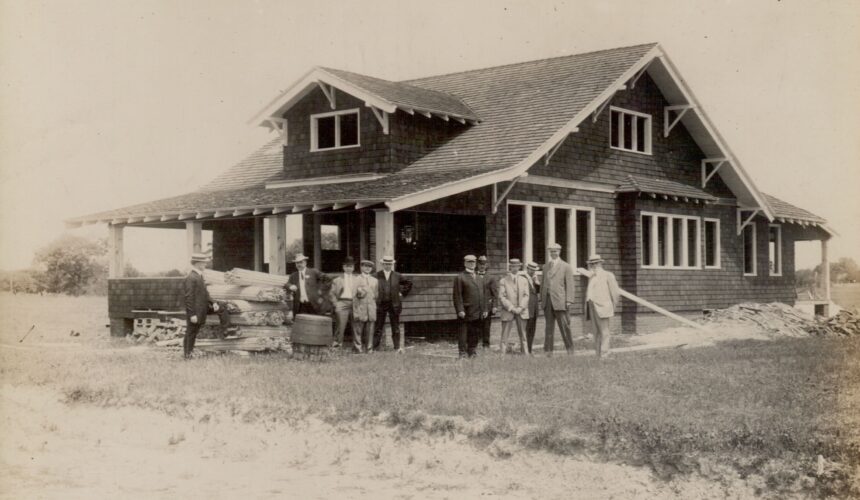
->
<box><xmin>2</xmin><ymin>292</ymin><xmax>859</xmax><ymax>497</ymax></box>
<box><xmin>833</xmin><ymin>283</ymin><xmax>860</xmax><ymax>311</ymax></box>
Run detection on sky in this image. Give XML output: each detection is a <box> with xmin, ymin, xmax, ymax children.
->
<box><xmin>1</xmin><ymin>0</ymin><xmax>858</xmax><ymax>272</ymax></box>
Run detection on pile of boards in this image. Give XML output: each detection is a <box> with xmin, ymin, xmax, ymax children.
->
<box><xmin>703</xmin><ymin>302</ymin><xmax>860</xmax><ymax>337</ymax></box>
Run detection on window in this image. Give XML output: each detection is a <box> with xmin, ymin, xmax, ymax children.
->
<box><xmin>641</xmin><ymin>212</ymin><xmax>701</xmax><ymax>269</ymax></box>
<box><xmin>610</xmin><ymin>107</ymin><xmax>651</xmax><ymax>154</ymax></box>
<box><xmin>768</xmin><ymin>225</ymin><xmax>782</xmax><ymax>276</ymax></box>
<box><xmin>310</xmin><ymin>109</ymin><xmax>360</xmax><ymax>151</ymax></box>
<box><xmin>320</xmin><ymin>225</ymin><xmax>340</xmax><ymax>250</ymax></box>
<box><xmin>704</xmin><ymin>218</ymin><xmax>721</xmax><ymax>268</ymax></box>
<box><xmin>507</xmin><ymin>201</ymin><xmax>595</xmax><ymax>268</ymax></box>
<box><xmin>743</xmin><ymin>224</ymin><xmax>756</xmax><ymax>276</ymax></box>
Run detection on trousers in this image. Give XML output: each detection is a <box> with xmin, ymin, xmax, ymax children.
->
<box><xmin>184</xmin><ymin>301</ymin><xmax>230</xmax><ymax>358</ymax></box>
<box><xmin>458</xmin><ymin>319</ymin><xmax>483</xmax><ymax>357</ymax></box>
<box><xmin>500</xmin><ymin>316</ymin><xmax>527</xmax><ymax>353</ymax></box>
<box><xmin>333</xmin><ymin>300</ymin><xmax>353</xmax><ymax>345</ymax></box>
<box><xmin>373</xmin><ymin>301</ymin><xmax>401</xmax><ymax>350</ymax></box>
<box><xmin>588</xmin><ymin>301</ymin><xmax>612</xmax><ymax>358</ymax></box>
<box><xmin>543</xmin><ymin>305</ymin><xmax>573</xmax><ymax>353</ymax></box>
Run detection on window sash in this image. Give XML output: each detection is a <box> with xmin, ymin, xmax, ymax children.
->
<box><xmin>704</xmin><ymin>218</ymin><xmax>721</xmax><ymax>268</ymax></box>
<box><xmin>610</xmin><ymin>106</ymin><xmax>651</xmax><ymax>154</ymax></box>
<box><xmin>743</xmin><ymin>224</ymin><xmax>757</xmax><ymax>276</ymax></box>
<box><xmin>507</xmin><ymin>201</ymin><xmax>595</xmax><ymax>268</ymax></box>
<box><xmin>768</xmin><ymin>224</ymin><xmax>782</xmax><ymax>276</ymax></box>
<box><xmin>310</xmin><ymin>109</ymin><xmax>360</xmax><ymax>151</ymax></box>
<box><xmin>641</xmin><ymin>212</ymin><xmax>702</xmax><ymax>269</ymax></box>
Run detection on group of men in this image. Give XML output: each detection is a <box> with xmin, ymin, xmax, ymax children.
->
<box><xmin>286</xmin><ymin>253</ymin><xmax>412</xmax><ymax>353</ymax></box>
<box><xmin>452</xmin><ymin>242</ymin><xmax>620</xmax><ymax>359</ymax></box>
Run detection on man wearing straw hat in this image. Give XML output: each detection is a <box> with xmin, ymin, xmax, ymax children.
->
<box><xmin>584</xmin><ymin>254</ymin><xmax>621</xmax><ymax>359</ymax></box>
<box><xmin>373</xmin><ymin>255</ymin><xmax>412</xmax><ymax>353</ymax></box>
<box><xmin>353</xmin><ymin>259</ymin><xmax>378</xmax><ymax>353</ymax></box>
<box><xmin>523</xmin><ymin>261</ymin><xmax>541</xmax><ymax>354</ymax></box>
<box><xmin>286</xmin><ymin>253</ymin><xmax>322</xmax><ymax>316</ymax></box>
<box><xmin>329</xmin><ymin>256</ymin><xmax>358</xmax><ymax>349</ymax></box>
<box><xmin>540</xmin><ymin>242</ymin><xmax>576</xmax><ymax>355</ymax></box>
<box><xmin>183</xmin><ymin>252</ymin><xmax>231</xmax><ymax>359</ymax></box>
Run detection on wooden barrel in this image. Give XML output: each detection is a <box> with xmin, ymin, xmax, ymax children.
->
<box><xmin>290</xmin><ymin>314</ymin><xmax>333</xmax><ymax>346</ymax></box>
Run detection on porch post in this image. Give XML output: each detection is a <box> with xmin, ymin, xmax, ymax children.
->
<box><xmin>253</xmin><ymin>218</ymin><xmax>264</xmax><ymax>272</ymax></box>
<box><xmin>375</xmin><ymin>209</ymin><xmax>395</xmax><ymax>264</ymax></box>
<box><xmin>821</xmin><ymin>237</ymin><xmax>831</xmax><ymax>315</ymax></box>
<box><xmin>185</xmin><ymin>221</ymin><xmax>202</xmax><ymax>260</ymax></box>
<box><xmin>313</xmin><ymin>214</ymin><xmax>322</xmax><ymax>269</ymax></box>
<box><xmin>359</xmin><ymin>211</ymin><xmax>368</xmax><ymax>260</ymax></box>
<box><xmin>267</xmin><ymin>215</ymin><xmax>287</xmax><ymax>275</ymax></box>
<box><xmin>546</xmin><ymin>208</ymin><xmax>556</xmax><ymax>262</ymax></box>
<box><xmin>523</xmin><ymin>205</ymin><xmax>533</xmax><ymax>265</ymax></box>
<box><xmin>108</xmin><ymin>224</ymin><xmax>125</xmax><ymax>278</ymax></box>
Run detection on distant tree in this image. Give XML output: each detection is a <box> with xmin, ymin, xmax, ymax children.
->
<box><xmin>123</xmin><ymin>262</ymin><xmax>143</xmax><ymax>278</ymax></box>
<box><xmin>284</xmin><ymin>239</ymin><xmax>303</xmax><ymax>265</ymax></box>
<box><xmin>831</xmin><ymin>257</ymin><xmax>860</xmax><ymax>283</ymax></box>
<box><xmin>163</xmin><ymin>268</ymin><xmax>183</xmax><ymax>277</ymax></box>
<box><xmin>32</xmin><ymin>235</ymin><xmax>108</xmax><ymax>295</ymax></box>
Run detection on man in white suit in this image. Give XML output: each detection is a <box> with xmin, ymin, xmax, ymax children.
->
<box><xmin>584</xmin><ymin>254</ymin><xmax>621</xmax><ymax>359</ymax></box>
<box><xmin>352</xmin><ymin>260</ymin><xmax>379</xmax><ymax>353</ymax></box>
<box><xmin>329</xmin><ymin>256</ymin><xmax>357</xmax><ymax>349</ymax></box>
<box><xmin>539</xmin><ymin>242</ymin><xmax>576</xmax><ymax>355</ymax></box>
<box><xmin>498</xmin><ymin>258</ymin><xmax>530</xmax><ymax>354</ymax></box>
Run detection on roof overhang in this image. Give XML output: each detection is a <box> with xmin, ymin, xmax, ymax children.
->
<box><xmin>249</xmin><ymin>67</ymin><xmax>479</xmax><ymax>128</ymax></box>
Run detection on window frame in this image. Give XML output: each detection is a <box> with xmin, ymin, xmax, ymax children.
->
<box><xmin>703</xmin><ymin>217</ymin><xmax>721</xmax><ymax>269</ymax></box>
<box><xmin>310</xmin><ymin>108</ymin><xmax>361</xmax><ymax>152</ymax></box>
<box><xmin>506</xmin><ymin>200</ymin><xmax>596</xmax><ymax>268</ymax></box>
<box><xmin>609</xmin><ymin>106</ymin><xmax>652</xmax><ymax>155</ymax></box>
<box><xmin>742</xmin><ymin>223</ymin><xmax>757</xmax><ymax>276</ymax></box>
<box><xmin>640</xmin><ymin>211</ymin><xmax>701</xmax><ymax>270</ymax></box>
<box><xmin>768</xmin><ymin>224</ymin><xmax>782</xmax><ymax>277</ymax></box>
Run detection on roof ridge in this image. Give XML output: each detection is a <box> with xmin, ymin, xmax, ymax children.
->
<box><xmin>401</xmin><ymin>42</ymin><xmax>658</xmax><ymax>84</ymax></box>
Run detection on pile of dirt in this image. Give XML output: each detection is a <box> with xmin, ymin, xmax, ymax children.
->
<box><xmin>702</xmin><ymin>302</ymin><xmax>860</xmax><ymax>338</ymax></box>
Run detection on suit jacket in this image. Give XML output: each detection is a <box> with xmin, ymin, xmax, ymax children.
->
<box><xmin>375</xmin><ymin>270</ymin><xmax>412</xmax><ymax>308</ymax></box>
<box><xmin>586</xmin><ymin>268</ymin><xmax>621</xmax><ymax>318</ymax></box>
<box><xmin>287</xmin><ymin>267</ymin><xmax>322</xmax><ymax>312</ymax></box>
<box><xmin>523</xmin><ymin>272</ymin><xmax>540</xmax><ymax>317</ymax></box>
<box><xmin>352</xmin><ymin>273</ymin><xmax>378</xmax><ymax>322</ymax></box>
<box><xmin>498</xmin><ymin>272</ymin><xmax>531</xmax><ymax>321</ymax></box>
<box><xmin>452</xmin><ymin>271</ymin><xmax>491</xmax><ymax>321</ymax></box>
<box><xmin>540</xmin><ymin>259</ymin><xmax>576</xmax><ymax>311</ymax></box>
<box><xmin>184</xmin><ymin>270</ymin><xmax>210</xmax><ymax>320</ymax></box>
<box><xmin>478</xmin><ymin>271</ymin><xmax>499</xmax><ymax>313</ymax></box>
<box><xmin>330</xmin><ymin>272</ymin><xmax>359</xmax><ymax>310</ymax></box>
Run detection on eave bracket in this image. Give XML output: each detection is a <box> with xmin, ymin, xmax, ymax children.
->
<box><xmin>664</xmin><ymin>104</ymin><xmax>694</xmax><ymax>137</ymax></box>
<box><xmin>369</xmin><ymin>105</ymin><xmax>389</xmax><ymax>135</ymax></box>
<box><xmin>265</xmin><ymin>118</ymin><xmax>288</xmax><ymax>146</ymax></box>
<box><xmin>317</xmin><ymin>82</ymin><xmax>336</xmax><ymax>109</ymax></box>
<box><xmin>701</xmin><ymin>157</ymin><xmax>728</xmax><ymax>188</ymax></box>
<box><xmin>737</xmin><ymin>208</ymin><xmax>760</xmax><ymax>235</ymax></box>
<box><xmin>492</xmin><ymin>175</ymin><xmax>526</xmax><ymax>214</ymax></box>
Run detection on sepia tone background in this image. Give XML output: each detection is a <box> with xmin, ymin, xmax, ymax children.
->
<box><xmin>1</xmin><ymin>0</ymin><xmax>858</xmax><ymax>273</ymax></box>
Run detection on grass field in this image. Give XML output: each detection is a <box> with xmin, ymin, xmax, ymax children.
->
<box><xmin>1</xmin><ymin>292</ymin><xmax>859</xmax><ymax>497</ymax></box>
<box><xmin>832</xmin><ymin>283</ymin><xmax>860</xmax><ymax>311</ymax></box>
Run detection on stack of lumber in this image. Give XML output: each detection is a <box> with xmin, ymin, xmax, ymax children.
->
<box><xmin>206</xmin><ymin>310</ymin><xmax>287</xmax><ymax>326</ymax></box>
<box><xmin>195</xmin><ymin>335</ymin><xmax>288</xmax><ymax>352</ymax></box>
<box><xmin>809</xmin><ymin>309</ymin><xmax>860</xmax><ymax>337</ymax></box>
<box><xmin>224</xmin><ymin>268</ymin><xmax>289</xmax><ymax>287</ymax></box>
<box><xmin>206</xmin><ymin>284</ymin><xmax>286</xmax><ymax>302</ymax></box>
<box><xmin>702</xmin><ymin>302</ymin><xmax>860</xmax><ymax>338</ymax></box>
<box><xmin>203</xmin><ymin>269</ymin><xmax>227</xmax><ymax>284</ymax></box>
<box><xmin>130</xmin><ymin>318</ymin><xmax>186</xmax><ymax>343</ymax></box>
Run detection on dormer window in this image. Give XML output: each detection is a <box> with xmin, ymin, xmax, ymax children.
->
<box><xmin>311</xmin><ymin>109</ymin><xmax>360</xmax><ymax>151</ymax></box>
<box><xmin>610</xmin><ymin>106</ymin><xmax>651</xmax><ymax>154</ymax></box>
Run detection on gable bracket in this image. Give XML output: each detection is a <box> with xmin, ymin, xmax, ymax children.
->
<box><xmin>265</xmin><ymin>118</ymin><xmax>288</xmax><ymax>146</ymax></box>
<box><xmin>628</xmin><ymin>61</ymin><xmax>652</xmax><ymax>89</ymax></box>
<box><xmin>368</xmin><ymin>105</ymin><xmax>390</xmax><ymax>135</ymax></box>
<box><xmin>701</xmin><ymin>157</ymin><xmax>729</xmax><ymax>188</ymax></box>
<box><xmin>317</xmin><ymin>82</ymin><xmax>336</xmax><ymax>109</ymax></box>
<box><xmin>492</xmin><ymin>174</ymin><xmax>526</xmax><ymax>214</ymax></box>
<box><xmin>663</xmin><ymin>104</ymin><xmax>694</xmax><ymax>137</ymax></box>
<box><xmin>737</xmin><ymin>208</ymin><xmax>760</xmax><ymax>236</ymax></box>
<box><xmin>543</xmin><ymin>128</ymin><xmax>578</xmax><ymax>166</ymax></box>
<box><xmin>592</xmin><ymin>86</ymin><xmax>626</xmax><ymax>123</ymax></box>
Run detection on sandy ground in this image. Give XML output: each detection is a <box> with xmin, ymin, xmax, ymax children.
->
<box><xmin>0</xmin><ymin>384</ymin><xmax>756</xmax><ymax>500</ymax></box>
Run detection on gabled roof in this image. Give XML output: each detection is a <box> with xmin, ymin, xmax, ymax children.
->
<box><xmin>616</xmin><ymin>176</ymin><xmax>718</xmax><ymax>203</ymax></box>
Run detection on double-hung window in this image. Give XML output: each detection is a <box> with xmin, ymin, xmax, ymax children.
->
<box><xmin>641</xmin><ymin>212</ymin><xmax>700</xmax><ymax>268</ymax></box>
<box><xmin>703</xmin><ymin>218</ymin><xmax>721</xmax><ymax>268</ymax></box>
<box><xmin>742</xmin><ymin>224</ymin><xmax>757</xmax><ymax>276</ymax></box>
<box><xmin>310</xmin><ymin>109</ymin><xmax>360</xmax><ymax>151</ymax></box>
<box><xmin>768</xmin><ymin>224</ymin><xmax>782</xmax><ymax>276</ymax></box>
<box><xmin>610</xmin><ymin>106</ymin><xmax>652</xmax><ymax>154</ymax></box>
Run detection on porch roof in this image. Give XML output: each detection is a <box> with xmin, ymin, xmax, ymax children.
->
<box><xmin>763</xmin><ymin>193</ymin><xmax>826</xmax><ymax>225</ymax></box>
<box><xmin>615</xmin><ymin>175</ymin><xmax>719</xmax><ymax>203</ymax></box>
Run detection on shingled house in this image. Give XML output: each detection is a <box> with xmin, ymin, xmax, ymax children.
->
<box><xmin>69</xmin><ymin>43</ymin><xmax>835</xmax><ymax>336</ymax></box>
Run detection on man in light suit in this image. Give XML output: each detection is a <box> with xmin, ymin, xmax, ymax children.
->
<box><xmin>539</xmin><ymin>242</ymin><xmax>576</xmax><ymax>355</ymax></box>
<box><xmin>353</xmin><ymin>260</ymin><xmax>378</xmax><ymax>353</ymax></box>
<box><xmin>286</xmin><ymin>254</ymin><xmax>322</xmax><ymax>316</ymax></box>
<box><xmin>498</xmin><ymin>258</ymin><xmax>530</xmax><ymax>354</ymax></box>
<box><xmin>585</xmin><ymin>254</ymin><xmax>621</xmax><ymax>359</ymax></box>
<box><xmin>523</xmin><ymin>261</ymin><xmax>541</xmax><ymax>354</ymax></box>
<box><xmin>452</xmin><ymin>254</ymin><xmax>491</xmax><ymax>358</ymax></box>
<box><xmin>329</xmin><ymin>256</ymin><xmax>357</xmax><ymax>349</ymax></box>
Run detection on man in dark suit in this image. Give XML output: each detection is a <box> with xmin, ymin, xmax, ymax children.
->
<box><xmin>183</xmin><ymin>252</ymin><xmax>231</xmax><ymax>359</ymax></box>
<box><xmin>452</xmin><ymin>254</ymin><xmax>492</xmax><ymax>358</ymax></box>
<box><xmin>476</xmin><ymin>255</ymin><xmax>498</xmax><ymax>349</ymax></box>
<box><xmin>523</xmin><ymin>261</ymin><xmax>541</xmax><ymax>355</ymax></box>
<box><xmin>286</xmin><ymin>253</ymin><xmax>323</xmax><ymax>316</ymax></box>
<box><xmin>540</xmin><ymin>242</ymin><xmax>576</xmax><ymax>355</ymax></box>
<box><xmin>373</xmin><ymin>255</ymin><xmax>413</xmax><ymax>352</ymax></box>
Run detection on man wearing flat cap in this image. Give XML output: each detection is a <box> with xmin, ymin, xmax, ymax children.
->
<box><xmin>540</xmin><ymin>242</ymin><xmax>576</xmax><ymax>355</ymax></box>
<box><xmin>452</xmin><ymin>254</ymin><xmax>492</xmax><ymax>358</ymax></box>
<box><xmin>585</xmin><ymin>254</ymin><xmax>621</xmax><ymax>359</ymax></box>
<box><xmin>352</xmin><ymin>259</ymin><xmax>378</xmax><ymax>352</ymax></box>
<box><xmin>286</xmin><ymin>253</ymin><xmax>322</xmax><ymax>316</ymax></box>
<box><xmin>329</xmin><ymin>256</ymin><xmax>358</xmax><ymax>348</ymax></box>
<box><xmin>183</xmin><ymin>252</ymin><xmax>231</xmax><ymax>359</ymax></box>
<box><xmin>498</xmin><ymin>258</ymin><xmax>530</xmax><ymax>354</ymax></box>
<box><xmin>476</xmin><ymin>255</ymin><xmax>498</xmax><ymax>350</ymax></box>
<box><xmin>373</xmin><ymin>255</ymin><xmax>412</xmax><ymax>352</ymax></box>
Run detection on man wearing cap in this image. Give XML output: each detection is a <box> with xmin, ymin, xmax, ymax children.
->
<box><xmin>183</xmin><ymin>253</ymin><xmax>231</xmax><ymax>359</ymax></box>
<box><xmin>498</xmin><ymin>258</ymin><xmax>530</xmax><ymax>354</ymax></box>
<box><xmin>286</xmin><ymin>254</ymin><xmax>322</xmax><ymax>316</ymax></box>
<box><xmin>540</xmin><ymin>243</ymin><xmax>576</xmax><ymax>355</ymax></box>
<box><xmin>373</xmin><ymin>256</ymin><xmax>412</xmax><ymax>352</ymax></box>
<box><xmin>476</xmin><ymin>255</ymin><xmax>498</xmax><ymax>349</ymax></box>
<box><xmin>523</xmin><ymin>261</ymin><xmax>541</xmax><ymax>354</ymax></box>
<box><xmin>329</xmin><ymin>256</ymin><xmax>358</xmax><ymax>348</ymax></box>
<box><xmin>585</xmin><ymin>254</ymin><xmax>621</xmax><ymax>359</ymax></box>
<box><xmin>452</xmin><ymin>254</ymin><xmax>491</xmax><ymax>358</ymax></box>
<box><xmin>352</xmin><ymin>259</ymin><xmax>379</xmax><ymax>352</ymax></box>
